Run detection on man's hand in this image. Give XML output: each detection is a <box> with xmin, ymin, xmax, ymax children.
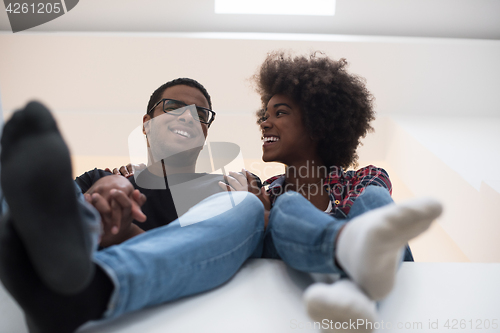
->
<box><xmin>105</xmin><ymin>163</ymin><xmax>146</xmax><ymax>178</ymax></box>
<box><xmin>85</xmin><ymin>175</ymin><xmax>147</xmax><ymax>247</ymax></box>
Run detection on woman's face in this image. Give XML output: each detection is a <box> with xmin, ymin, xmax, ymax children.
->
<box><xmin>260</xmin><ymin>94</ymin><xmax>319</xmax><ymax>166</ymax></box>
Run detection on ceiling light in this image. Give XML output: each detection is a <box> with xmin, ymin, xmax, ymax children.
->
<box><xmin>214</xmin><ymin>0</ymin><xmax>336</xmax><ymax>16</ymax></box>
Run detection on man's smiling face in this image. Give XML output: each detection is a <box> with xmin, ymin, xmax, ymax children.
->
<box><xmin>143</xmin><ymin>85</ymin><xmax>209</xmax><ymax>164</ymax></box>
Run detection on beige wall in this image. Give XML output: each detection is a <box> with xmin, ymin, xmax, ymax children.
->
<box><xmin>1</xmin><ymin>32</ymin><xmax>499</xmax><ymax>262</ymax></box>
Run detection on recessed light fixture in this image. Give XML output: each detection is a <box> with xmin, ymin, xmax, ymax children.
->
<box><xmin>214</xmin><ymin>0</ymin><xmax>336</xmax><ymax>16</ymax></box>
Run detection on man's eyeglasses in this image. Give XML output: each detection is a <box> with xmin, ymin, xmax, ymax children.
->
<box><xmin>148</xmin><ymin>99</ymin><xmax>216</xmax><ymax>127</ymax></box>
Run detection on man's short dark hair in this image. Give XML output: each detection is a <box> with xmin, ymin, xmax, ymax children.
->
<box><xmin>147</xmin><ymin>78</ymin><xmax>213</xmax><ymax>114</ymax></box>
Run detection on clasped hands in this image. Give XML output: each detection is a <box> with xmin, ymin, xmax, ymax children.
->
<box><xmin>85</xmin><ymin>175</ymin><xmax>147</xmax><ymax>248</ymax></box>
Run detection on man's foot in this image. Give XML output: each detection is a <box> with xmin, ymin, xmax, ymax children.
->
<box><xmin>304</xmin><ymin>280</ymin><xmax>377</xmax><ymax>333</ymax></box>
<box><xmin>336</xmin><ymin>197</ymin><xmax>442</xmax><ymax>300</ymax></box>
<box><xmin>0</xmin><ymin>216</ymin><xmax>111</xmax><ymax>333</ymax></box>
<box><xmin>0</xmin><ymin>101</ymin><xmax>93</xmax><ymax>294</ymax></box>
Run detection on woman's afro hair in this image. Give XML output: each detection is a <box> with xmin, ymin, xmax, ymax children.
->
<box><xmin>253</xmin><ymin>51</ymin><xmax>376</xmax><ymax>169</ymax></box>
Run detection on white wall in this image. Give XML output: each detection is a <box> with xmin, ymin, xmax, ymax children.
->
<box><xmin>384</xmin><ymin>116</ymin><xmax>500</xmax><ymax>262</ymax></box>
<box><xmin>2</xmin><ymin>33</ymin><xmax>498</xmax><ymax>157</ymax></box>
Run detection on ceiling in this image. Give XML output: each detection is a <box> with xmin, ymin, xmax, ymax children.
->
<box><xmin>1</xmin><ymin>0</ymin><xmax>499</xmax><ymax>39</ymax></box>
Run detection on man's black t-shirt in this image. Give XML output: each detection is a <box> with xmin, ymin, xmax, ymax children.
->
<box><xmin>75</xmin><ymin>168</ymin><xmax>224</xmax><ymax>231</ymax></box>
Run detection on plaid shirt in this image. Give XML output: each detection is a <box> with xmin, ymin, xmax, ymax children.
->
<box><xmin>263</xmin><ymin>165</ymin><xmax>392</xmax><ymax>219</ymax></box>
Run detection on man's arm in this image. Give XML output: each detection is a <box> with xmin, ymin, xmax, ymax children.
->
<box><xmin>75</xmin><ymin>168</ymin><xmax>112</xmax><ymax>193</ymax></box>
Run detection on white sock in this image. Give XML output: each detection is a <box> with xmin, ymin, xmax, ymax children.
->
<box><xmin>304</xmin><ymin>280</ymin><xmax>377</xmax><ymax>333</ymax></box>
<box><xmin>336</xmin><ymin>197</ymin><xmax>443</xmax><ymax>300</ymax></box>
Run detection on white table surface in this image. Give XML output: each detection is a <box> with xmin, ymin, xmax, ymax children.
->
<box><xmin>1</xmin><ymin>260</ymin><xmax>499</xmax><ymax>333</ymax></box>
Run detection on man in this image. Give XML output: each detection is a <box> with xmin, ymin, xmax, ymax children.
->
<box><xmin>0</xmin><ymin>79</ymin><xmax>266</xmax><ymax>333</ymax></box>
<box><xmin>76</xmin><ymin>78</ymin><xmax>233</xmax><ymax>246</ymax></box>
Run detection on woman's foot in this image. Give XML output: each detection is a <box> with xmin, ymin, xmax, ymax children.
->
<box><xmin>336</xmin><ymin>197</ymin><xmax>442</xmax><ymax>300</ymax></box>
<box><xmin>304</xmin><ymin>280</ymin><xmax>377</xmax><ymax>333</ymax></box>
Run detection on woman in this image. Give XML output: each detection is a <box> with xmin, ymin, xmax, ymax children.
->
<box><xmin>224</xmin><ymin>51</ymin><xmax>442</xmax><ymax>330</ymax></box>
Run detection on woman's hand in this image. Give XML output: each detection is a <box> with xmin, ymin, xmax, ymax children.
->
<box><xmin>105</xmin><ymin>163</ymin><xmax>146</xmax><ymax>178</ymax></box>
<box><xmin>218</xmin><ymin>170</ymin><xmax>249</xmax><ymax>192</ymax></box>
<box><xmin>218</xmin><ymin>169</ymin><xmax>262</xmax><ymax>195</ymax></box>
<box><xmin>219</xmin><ymin>169</ymin><xmax>271</xmax><ymax>227</ymax></box>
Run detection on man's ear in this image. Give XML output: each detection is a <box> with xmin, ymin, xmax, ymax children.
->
<box><xmin>142</xmin><ymin>114</ymin><xmax>152</xmax><ymax>135</ymax></box>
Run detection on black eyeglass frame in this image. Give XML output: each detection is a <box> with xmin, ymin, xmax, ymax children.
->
<box><xmin>148</xmin><ymin>98</ymin><xmax>216</xmax><ymax>127</ymax></box>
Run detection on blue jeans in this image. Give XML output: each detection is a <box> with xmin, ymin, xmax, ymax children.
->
<box><xmin>91</xmin><ymin>185</ymin><xmax>404</xmax><ymax>319</ymax></box>
<box><xmin>92</xmin><ymin>191</ymin><xmax>265</xmax><ymax>319</ymax></box>
<box><xmin>264</xmin><ymin>186</ymin><xmax>411</xmax><ymax>274</ymax></box>
<box><xmin>0</xmin><ymin>179</ymin><xmax>265</xmax><ymax>320</ymax></box>
<box><xmin>1</xmin><ymin>182</ymin><xmax>404</xmax><ymax>319</ymax></box>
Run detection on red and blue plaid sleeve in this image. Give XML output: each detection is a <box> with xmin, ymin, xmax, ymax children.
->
<box><xmin>328</xmin><ymin>165</ymin><xmax>392</xmax><ymax>218</ymax></box>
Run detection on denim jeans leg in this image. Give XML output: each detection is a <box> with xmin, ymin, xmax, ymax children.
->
<box><xmin>93</xmin><ymin>191</ymin><xmax>265</xmax><ymax>320</ymax></box>
<box><xmin>268</xmin><ymin>191</ymin><xmax>347</xmax><ymax>274</ymax></box>
<box><xmin>74</xmin><ymin>182</ymin><xmax>102</xmax><ymax>254</ymax></box>
<box><xmin>346</xmin><ymin>186</ymin><xmax>394</xmax><ymax>219</ymax></box>
<box><xmin>268</xmin><ymin>185</ymin><xmax>412</xmax><ymax>276</ymax></box>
